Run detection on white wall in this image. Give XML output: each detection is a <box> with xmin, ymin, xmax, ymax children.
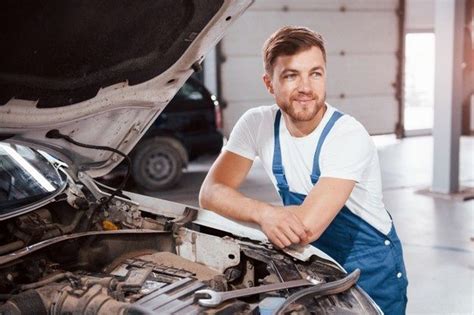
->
<box><xmin>405</xmin><ymin>0</ymin><xmax>434</xmax><ymax>31</ymax></box>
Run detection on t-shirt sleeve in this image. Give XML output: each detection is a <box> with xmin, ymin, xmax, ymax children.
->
<box><xmin>224</xmin><ymin>109</ymin><xmax>259</xmax><ymax>160</ymax></box>
<box><xmin>319</xmin><ymin>117</ymin><xmax>374</xmax><ymax>182</ymax></box>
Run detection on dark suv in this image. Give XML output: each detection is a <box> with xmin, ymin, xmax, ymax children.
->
<box><xmin>129</xmin><ymin>77</ymin><xmax>223</xmax><ymax>191</ymax></box>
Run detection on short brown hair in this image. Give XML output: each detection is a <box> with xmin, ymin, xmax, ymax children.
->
<box><xmin>262</xmin><ymin>26</ymin><xmax>326</xmax><ymax>75</ymax></box>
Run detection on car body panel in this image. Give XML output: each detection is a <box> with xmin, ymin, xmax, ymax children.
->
<box><xmin>0</xmin><ymin>0</ymin><xmax>252</xmax><ymax>177</ymax></box>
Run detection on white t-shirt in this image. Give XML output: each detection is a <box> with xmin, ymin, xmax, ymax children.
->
<box><xmin>225</xmin><ymin>103</ymin><xmax>392</xmax><ymax>235</ymax></box>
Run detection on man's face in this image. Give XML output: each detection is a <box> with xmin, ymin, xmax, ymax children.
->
<box><xmin>263</xmin><ymin>46</ymin><xmax>326</xmax><ymax>122</ymax></box>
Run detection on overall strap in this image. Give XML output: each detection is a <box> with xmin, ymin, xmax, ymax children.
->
<box><xmin>272</xmin><ymin>110</ymin><xmax>289</xmax><ymax>191</ymax></box>
<box><xmin>310</xmin><ymin>111</ymin><xmax>344</xmax><ymax>184</ymax></box>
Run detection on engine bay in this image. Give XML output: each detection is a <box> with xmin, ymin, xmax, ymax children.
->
<box><xmin>0</xmin><ymin>170</ymin><xmax>379</xmax><ymax>314</ymax></box>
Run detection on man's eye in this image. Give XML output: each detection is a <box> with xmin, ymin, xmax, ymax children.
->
<box><xmin>312</xmin><ymin>72</ymin><xmax>322</xmax><ymax>78</ymax></box>
<box><xmin>284</xmin><ymin>74</ymin><xmax>296</xmax><ymax>80</ymax></box>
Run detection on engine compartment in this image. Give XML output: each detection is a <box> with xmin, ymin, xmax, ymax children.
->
<box><xmin>0</xmin><ymin>172</ymin><xmax>380</xmax><ymax>314</ymax></box>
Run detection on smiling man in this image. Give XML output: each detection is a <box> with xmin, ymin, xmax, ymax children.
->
<box><xmin>199</xmin><ymin>26</ymin><xmax>408</xmax><ymax>314</ymax></box>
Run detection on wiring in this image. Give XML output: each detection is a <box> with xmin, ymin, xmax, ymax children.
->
<box><xmin>45</xmin><ymin>129</ymin><xmax>131</xmax><ymax>209</ymax></box>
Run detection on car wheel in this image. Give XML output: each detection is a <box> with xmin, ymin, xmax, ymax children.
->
<box><xmin>131</xmin><ymin>137</ymin><xmax>187</xmax><ymax>191</ymax></box>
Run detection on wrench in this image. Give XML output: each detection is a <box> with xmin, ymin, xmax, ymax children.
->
<box><xmin>195</xmin><ymin>276</ymin><xmax>320</xmax><ymax>307</ymax></box>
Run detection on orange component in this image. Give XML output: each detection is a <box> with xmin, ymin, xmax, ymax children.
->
<box><xmin>102</xmin><ymin>220</ymin><xmax>119</xmax><ymax>230</ymax></box>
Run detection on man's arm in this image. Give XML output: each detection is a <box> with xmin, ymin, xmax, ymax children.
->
<box><xmin>290</xmin><ymin>119</ymin><xmax>372</xmax><ymax>243</ymax></box>
<box><xmin>290</xmin><ymin>177</ymin><xmax>356</xmax><ymax>243</ymax></box>
<box><xmin>199</xmin><ymin>150</ymin><xmax>309</xmax><ymax>248</ymax></box>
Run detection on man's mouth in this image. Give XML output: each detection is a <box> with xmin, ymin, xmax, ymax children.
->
<box><xmin>293</xmin><ymin>98</ymin><xmax>314</xmax><ymax>105</ymax></box>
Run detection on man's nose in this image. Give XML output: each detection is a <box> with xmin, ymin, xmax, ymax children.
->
<box><xmin>297</xmin><ymin>77</ymin><xmax>312</xmax><ymax>93</ymax></box>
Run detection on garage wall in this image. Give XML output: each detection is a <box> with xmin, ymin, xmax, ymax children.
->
<box><xmin>218</xmin><ymin>0</ymin><xmax>402</xmax><ymax>137</ymax></box>
<box><xmin>405</xmin><ymin>0</ymin><xmax>434</xmax><ymax>31</ymax></box>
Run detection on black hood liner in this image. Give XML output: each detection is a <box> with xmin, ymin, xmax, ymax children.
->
<box><xmin>0</xmin><ymin>0</ymin><xmax>223</xmax><ymax>108</ymax></box>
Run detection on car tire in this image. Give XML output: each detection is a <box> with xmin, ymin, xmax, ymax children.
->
<box><xmin>131</xmin><ymin>137</ymin><xmax>187</xmax><ymax>191</ymax></box>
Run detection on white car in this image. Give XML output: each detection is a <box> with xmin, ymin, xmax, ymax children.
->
<box><xmin>0</xmin><ymin>1</ymin><xmax>381</xmax><ymax>314</ymax></box>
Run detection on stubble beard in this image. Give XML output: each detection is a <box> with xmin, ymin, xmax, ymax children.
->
<box><xmin>280</xmin><ymin>93</ymin><xmax>326</xmax><ymax>122</ymax></box>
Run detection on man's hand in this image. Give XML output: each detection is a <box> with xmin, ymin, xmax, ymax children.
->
<box><xmin>257</xmin><ymin>206</ymin><xmax>310</xmax><ymax>249</ymax></box>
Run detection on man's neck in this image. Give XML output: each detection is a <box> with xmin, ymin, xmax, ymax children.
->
<box><xmin>283</xmin><ymin>104</ymin><xmax>327</xmax><ymax>137</ymax></box>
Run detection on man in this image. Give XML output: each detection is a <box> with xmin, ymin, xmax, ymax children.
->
<box><xmin>199</xmin><ymin>26</ymin><xmax>408</xmax><ymax>314</ymax></box>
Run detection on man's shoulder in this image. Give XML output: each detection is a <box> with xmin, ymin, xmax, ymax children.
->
<box><xmin>324</xmin><ymin>105</ymin><xmax>372</xmax><ymax>147</ymax></box>
<box><xmin>244</xmin><ymin>104</ymin><xmax>278</xmax><ymax>116</ymax></box>
<box><xmin>240</xmin><ymin>104</ymin><xmax>278</xmax><ymax>124</ymax></box>
<box><xmin>339</xmin><ymin>115</ymin><xmax>367</xmax><ymax>134</ymax></box>
<box><xmin>321</xmin><ymin>106</ymin><xmax>376</xmax><ymax>167</ymax></box>
<box><xmin>327</xmin><ymin>105</ymin><xmax>369</xmax><ymax>137</ymax></box>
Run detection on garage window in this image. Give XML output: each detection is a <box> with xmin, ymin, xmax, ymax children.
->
<box><xmin>404</xmin><ymin>32</ymin><xmax>435</xmax><ymax>134</ymax></box>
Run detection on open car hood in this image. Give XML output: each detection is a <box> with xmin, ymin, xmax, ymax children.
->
<box><xmin>0</xmin><ymin>0</ymin><xmax>252</xmax><ymax>177</ymax></box>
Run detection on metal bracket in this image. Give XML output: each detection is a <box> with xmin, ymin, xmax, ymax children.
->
<box><xmin>176</xmin><ymin>228</ymin><xmax>241</xmax><ymax>274</ymax></box>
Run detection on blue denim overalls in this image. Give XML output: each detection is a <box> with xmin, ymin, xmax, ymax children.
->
<box><xmin>272</xmin><ymin>109</ymin><xmax>408</xmax><ymax>314</ymax></box>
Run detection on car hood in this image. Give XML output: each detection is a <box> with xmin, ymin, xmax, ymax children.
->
<box><xmin>0</xmin><ymin>0</ymin><xmax>252</xmax><ymax>177</ymax></box>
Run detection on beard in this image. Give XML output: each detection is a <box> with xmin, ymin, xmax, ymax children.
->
<box><xmin>279</xmin><ymin>92</ymin><xmax>326</xmax><ymax>122</ymax></box>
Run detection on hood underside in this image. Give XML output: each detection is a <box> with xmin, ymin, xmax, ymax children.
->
<box><xmin>0</xmin><ymin>0</ymin><xmax>252</xmax><ymax>176</ymax></box>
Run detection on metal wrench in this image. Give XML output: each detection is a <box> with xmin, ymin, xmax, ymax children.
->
<box><xmin>195</xmin><ymin>276</ymin><xmax>320</xmax><ymax>307</ymax></box>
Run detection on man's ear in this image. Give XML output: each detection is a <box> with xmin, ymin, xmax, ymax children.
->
<box><xmin>262</xmin><ymin>73</ymin><xmax>274</xmax><ymax>95</ymax></box>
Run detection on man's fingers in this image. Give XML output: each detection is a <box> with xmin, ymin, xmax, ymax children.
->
<box><xmin>269</xmin><ymin>234</ymin><xmax>284</xmax><ymax>249</ymax></box>
<box><xmin>282</xmin><ymin>225</ymin><xmax>302</xmax><ymax>244</ymax></box>
<box><xmin>261</xmin><ymin>208</ymin><xmax>310</xmax><ymax>248</ymax></box>
<box><xmin>287</xmin><ymin>215</ymin><xmax>310</xmax><ymax>242</ymax></box>
<box><xmin>273</xmin><ymin>232</ymin><xmax>292</xmax><ymax>248</ymax></box>
<box><xmin>289</xmin><ymin>222</ymin><xmax>309</xmax><ymax>242</ymax></box>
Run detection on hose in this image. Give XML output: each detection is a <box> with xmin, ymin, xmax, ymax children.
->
<box><xmin>274</xmin><ymin>268</ymin><xmax>361</xmax><ymax>315</ymax></box>
<box><xmin>19</xmin><ymin>272</ymin><xmax>75</xmax><ymax>291</ymax></box>
<box><xmin>0</xmin><ymin>240</ymin><xmax>25</xmax><ymax>255</ymax></box>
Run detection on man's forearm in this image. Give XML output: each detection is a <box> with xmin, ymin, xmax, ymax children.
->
<box><xmin>199</xmin><ymin>182</ymin><xmax>272</xmax><ymax>225</ymax></box>
<box><xmin>200</xmin><ymin>181</ymin><xmax>311</xmax><ymax>248</ymax></box>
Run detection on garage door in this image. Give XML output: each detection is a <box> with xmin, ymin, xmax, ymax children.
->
<box><xmin>219</xmin><ymin>0</ymin><xmax>402</xmax><ymax>136</ymax></box>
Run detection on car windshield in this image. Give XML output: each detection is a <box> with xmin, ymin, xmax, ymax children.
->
<box><xmin>0</xmin><ymin>143</ymin><xmax>66</xmax><ymax>215</ymax></box>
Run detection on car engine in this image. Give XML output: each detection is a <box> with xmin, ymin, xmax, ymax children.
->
<box><xmin>0</xmin><ymin>171</ymin><xmax>380</xmax><ymax>314</ymax></box>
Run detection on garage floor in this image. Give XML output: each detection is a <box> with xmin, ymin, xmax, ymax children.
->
<box><xmin>148</xmin><ymin>135</ymin><xmax>474</xmax><ymax>315</ymax></box>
